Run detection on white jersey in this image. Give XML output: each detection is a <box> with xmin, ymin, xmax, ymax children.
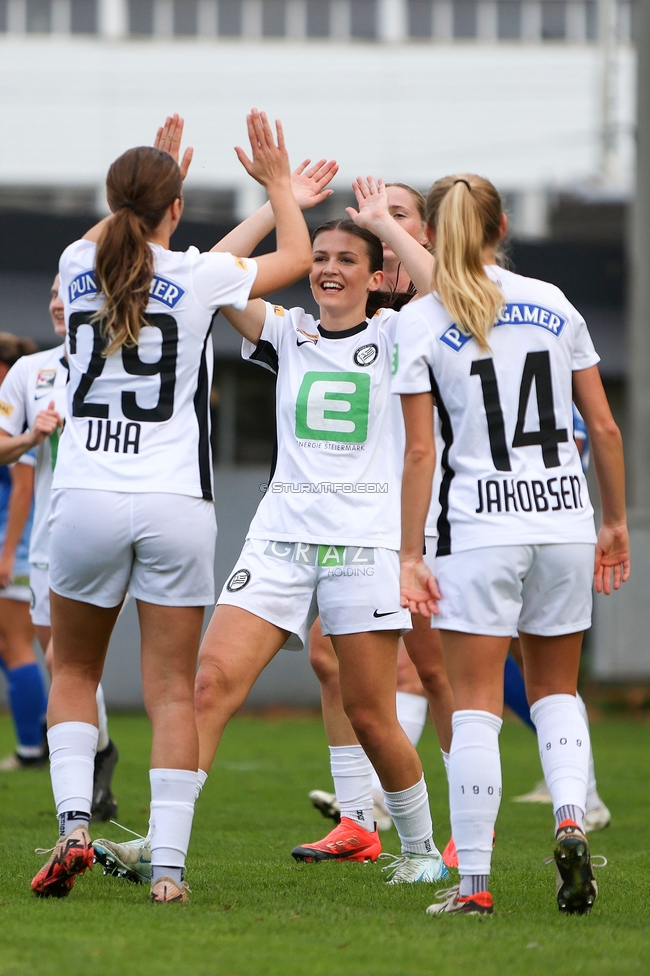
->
<box><xmin>54</xmin><ymin>239</ymin><xmax>257</xmax><ymax>499</ymax></box>
<box><xmin>243</xmin><ymin>303</ymin><xmax>402</xmax><ymax>550</ymax></box>
<box><xmin>0</xmin><ymin>345</ymin><xmax>68</xmax><ymax>565</ymax></box>
<box><xmin>391</xmin><ymin>266</ymin><xmax>599</xmax><ymax>555</ymax></box>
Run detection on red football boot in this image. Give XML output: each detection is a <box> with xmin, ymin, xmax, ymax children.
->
<box><xmin>291</xmin><ymin>816</ymin><xmax>382</xmax><ymax>863</ymax></box>
<box><xmin>31</xmin><ymin>825</ymin><xmax>94</xmax><ymax>898</ymax></box>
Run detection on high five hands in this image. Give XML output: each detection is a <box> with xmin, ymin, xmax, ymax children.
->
<box><xmin>154</xmin><ymin>113</ymin><xmax>194</xmax><ymax>180</ymax></box>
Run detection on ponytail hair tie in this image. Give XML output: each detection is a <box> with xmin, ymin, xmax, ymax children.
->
<box><xmin>119</xmin><ymin>201</ymin><xmax>136</xmax><ymax>210</ymax></box>
<box><xmin>453</xmin><ymin>179</ymin><xmax>472</xmax><ymax>191</ymax></box>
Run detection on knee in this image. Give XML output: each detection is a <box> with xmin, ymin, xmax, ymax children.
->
<box><xmin>194</xmin><ymin>658</ymin><xmax>242</xmax><ymax>718</ymax></box>
<box><xmin>343</xmin><ymin>702</ymin><xmax>391</xmax><ymax>747</ymax></box>
<box><xmin>416</xmin><ymin>662</ymin><xmax>451</xmax><ymax>698</ymax></box>
<box><xmin>309</xmin><ymin>635</ymin><xmax>339</xmax><ymax>686</ymax></box>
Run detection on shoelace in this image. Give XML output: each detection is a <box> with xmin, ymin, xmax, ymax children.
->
<box><xmin>432</xmin><ymin>885</ymin><xmax>460</xmax><ymax>903</ymax></box>
<box><xmin>543</xmin><ymin>854</ymin><xmax>608</xmax><ymax>867</ymax></box>
<box><xmin>109</xmin><ymin>819</ymin><xmax>146</xmax><ymax>841</ymax></box>
<box><xmin>378</xmin><ymin>852</ymin><xmax>430</xmax><ymax>880</ymax></box>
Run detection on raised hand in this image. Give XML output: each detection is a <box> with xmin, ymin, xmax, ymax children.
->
<box><xmin>346</xmin><ymin>176</ymin><xmax>390</xmax><ymax>232</ymax></box>
<box><xmin>30</xmin><ymin>402</ymin><xmax>63</xmax><ymax>446</ymax></box>
<box><xmin>594</xmin><ymin>523</ymin><xmax>631</xmax><ymax>594</ymax></box>
<box><xmin>400</xmin><ymin>558</ymin><xmax>440</xmax><ymax>617</ymax></box>
<box><xmin>291</xmin><ymin>158</ymin><xmax>339</xmax><ymax>210</ymax></box>
<box><xmin>235</xmin><ymin>109</ymin><xmax>291</xmax><ymax>188</ymax></box>
<box><xmin>154</xmin><ymin>113</ymin><xmax>194</xmax><ymax>180</ymax></box>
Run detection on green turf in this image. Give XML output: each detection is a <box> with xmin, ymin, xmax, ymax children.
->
<box><xmin>0</xmin><ymin>712</ymin><xmax>648</xmax><ymax>976</ymax></box>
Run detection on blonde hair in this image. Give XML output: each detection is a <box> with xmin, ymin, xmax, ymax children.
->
<box><xmin>426</xmin><ymin>174</ymin><xmax>504</xmax><ymax>351</ymax></box>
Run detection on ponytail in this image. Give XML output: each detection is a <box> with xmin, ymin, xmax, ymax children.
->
<box><xmin>94</xmin><ymin>146</ymin><xmax>182</xmax><ymax>357</ymax></box>
<box><xmin>426</xmin><ymin>174</ymin><xmax>504</xmax><ymax>351</ymax></box>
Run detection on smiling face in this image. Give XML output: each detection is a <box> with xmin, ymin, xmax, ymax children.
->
<box><xmin>49</xmin><ymin>274</ymin><xmax>65</xmax><ymax>337</ymax></box>
<box><xmin>310</xmin><ymin>229</ymin><xmax>384</xmax><ymax>318</ymax></box>
<box><xmin>382</xmin><ymin>185</ymin><xmax>428</xmax><ymax>262</ymax></box>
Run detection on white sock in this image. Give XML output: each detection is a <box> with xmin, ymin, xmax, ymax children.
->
<box><xmin>530</xmin><ymin>694</ymin><xmax>589</xmax><ymax>830</ymax></box>
<box><xmin>441</xmin><ymin>750</ymin><xmax>450</xmax><ymax>782</ymax></box>
<box><xmin>48</xmin><ymin>722</ymin><xmax>98</xmax><ymax>836</ymax></box>
<box><xmin>149</xmin><ymin>768</ymin><xmax>198</xmax><ymax>884</ymax></box>
<box><xmin>575</xmin><ymin>692</ymin><xmax>598</xmax><ymax>802</ymax></box>
<box><xmin>329</xmin><ymin>745</ymin><xmax>374</xmax><ymax>832</ymax></box>
<box><xmin>95</xmin><ymin>684</ymin><xmax>110</xmax><ymax>753</ymax></box>
<box><xmin>383</xmin><ymin>774</ymin><xmax>436</xmax><ymax>855</ymax></box>
<box><xmin>196</xmin><ymin>769</ymin><xmax>208</xmax><ymax>800</ymax></box>
<box><xmin>449</xmin><ymin>710</ymin><xmax>503</xmax><ymax>878</ymax></box>
<box><xmin>396</xmin><ymin>692</ymin><xmax>428</xmax><ymax>746</ymax></box>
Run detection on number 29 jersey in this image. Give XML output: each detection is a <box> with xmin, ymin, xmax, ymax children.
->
<box><xmin>54</xmin><ymin>239</ymin><xmax>257</xmax><ymax>500</ymax></box>
<box><xmin>391</xmin><ymin>265</ymin><xmax>599</xmax><ymax>556</ymax></box>
<box><xmin>243</xmin><ymin>303</ymin><xmax>401</xmax><ymax>550</ymax></box>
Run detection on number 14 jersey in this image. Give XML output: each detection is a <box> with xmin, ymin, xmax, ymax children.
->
<box><xmin>54</xmin><ymin>239</ymin><xmax>257</xmax><ymax>500</ymax></box>
<box><xmin>391</xmin><ymin>265</ymin><xmax>599</xmax><ymax>555</ymax></box>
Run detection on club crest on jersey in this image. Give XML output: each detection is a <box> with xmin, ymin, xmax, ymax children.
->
<box><xmin>35</xmin><ymin>370</ymin><xmax>56</xmax><ymax>391</ymax></box>
<box><xmin>353</xmin><ymin>343</ymin><xmax>378</xmax><ymax>367</ymax></box>
<box><xmin>68</xmin><ymin>270</ymin><xmax>185</xmax><ymax>309</ymax></box>
<box><xmin>226</xmin><ymin>569</ymin><xmax>251</xmax><ymax>592</ymax></box>
<box><xmin>440</xmin><ymin>303</ymin><xmax>567</xmax><ymax>352</ymax></box>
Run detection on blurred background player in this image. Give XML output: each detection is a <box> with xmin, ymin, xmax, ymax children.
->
<box><xmin>0</xmin><ymin>333</ymin><xmax>47</xmax><ymax>769</ymax></box>
<box><xmin>0</xmin><ymin>279</ymin><xmax>119</xmax><ymax>820</ymax></box>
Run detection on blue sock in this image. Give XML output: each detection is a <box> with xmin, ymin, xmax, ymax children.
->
<box><xmin>503</xmin><ymin>656</ymin><xmax>536</xmax><ymax>732</ymax></box>
<box><xmin>7</xmin><ymin>663</ymin><xmax>48</xmax><ymax>754</ymax></box>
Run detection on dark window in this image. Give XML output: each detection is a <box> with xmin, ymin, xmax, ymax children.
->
<box><xmin>0</xmin><ymin>0</ymin><xmax>8</xmax><ymax>30</ymax></box>
<box><xmin>71</xmin><ymin>0</ymin><xmax>97</xmax><ymax>32</ymax></box>
<box><xmin>218</xmin><ymin>0</ymin><xmax>241</xmax><ymax>35</ymax></box>
<box><xmin>497</xmin><ymin>0</ymin><xmax>520</xmax><ymax>38</ymax></box>
<box><xmin>350</xmin><ymin>0</ymin><xmax>376</xmax><ymax>38</ymax></box>
<box><xmin>26</xmin><ymin>0</ymin><xmax>51</xmax><ymax>32</ymax></box>
<box><xmin>212</xmin><ymin>362</ymin><xmax>277</xmax><ymax>466</ymax></box>
<box><xmin>262</xmin><ymin>0</ymin><xmax>285</xmax><ymax>35</ymax></box>
<box><xmin>408</xmin><ymin>0</ymin><xmax>433</xmax><ymax>37</ymax></box>
<box><xmin>585</xmin><ymin>0</ymin><xmax>597</xmax><ymax>39</ymax></box>
<box><xmin>542</xmin><ymin>0</ymin><xmax>566</xmax><ymax>39</ymax></box>
<box><xmin>174</xmin><ymin>0</ymin><xmax>197</xmax><ymax>33</ymax></box>
<box><xmin>453</xmin><ymin>0</ymin><xmax>476</xmax><ymax>38</ymax></box>
<box><xmin>307</xmin><ymin>0</ymin><xmax>329</xmax><ymax>36</ymax></box>
<box><xmin>129</xmin><ymin>0</ymin><xmax>154</xmax><ymax>33</ymax></box>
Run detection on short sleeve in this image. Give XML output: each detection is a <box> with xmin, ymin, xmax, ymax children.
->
<box><xmin>571</xmin><ymin>312</ymin><xmax>600</xmax><ymax>372</ymax></box>
<box><xmin>390</xmin><ymin>304</ymin><xmax>434</xmax><ymax>395</ymax></box>
<box><xmin>241</xmin><ymin>302</ymin><xmax>290</xmax><ymax>374</ymax></box>
<box><xmin>15</xmin><ymin>449</ymin><xmax>36</xmax><ymax>469</ymax></box>
<box><xmin>191</xmin><ymin>250</ymin><xmax>258</xmax><ymax>313</ymax></box>
<box><xmin>0</xmin><ymin>359</ymin><xmax>28</xmax><ymax>437</ymax></box>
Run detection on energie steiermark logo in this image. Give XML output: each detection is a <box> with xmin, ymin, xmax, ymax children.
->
<box><xmin>295</xmin><ymin>371</ymin><xmax>370</xmax><ymax>443</ymax></box>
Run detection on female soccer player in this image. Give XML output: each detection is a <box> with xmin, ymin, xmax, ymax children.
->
<box><xmin>31</xmin><ymin>109</ymin><xmax>312</xmax><ymax>903</ymax></box>
<box><xmin>194</xmin><ymin>179</ymin><xmax>450</xmax><ymax>885</ymax></box>
<box><xmin>304</xmin><ymin>183</ymin><xmax>454</xmax><ymax>847</ymax></box>
<box><xmin>0</xmin><ymin>334</ymin><xmax>48</xmax><ymax>770</ymax></box>
<box><xmin>0</xmin><ymin>278</ymin><xmax>119</xmax><ymax>816</ymax></box>
<box><xmin>393</xmin><ymin>173</ymin><xmax>629</xmax><ymax>915</ymax></box>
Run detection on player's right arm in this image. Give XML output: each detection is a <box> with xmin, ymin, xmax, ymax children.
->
<box><xmin>0</xmin><ymin>402</ymin><xmax>62</xmax><ymax>465</ymax></box>
<box><xmin>0</xmin><ymin>359</ymin><xmax>63</xmax><ymax>465</ymax></box>
<box><xmin>0</xmin><ymin>460</ymin><xmax>33</xmax><ymax>587</ymax></box>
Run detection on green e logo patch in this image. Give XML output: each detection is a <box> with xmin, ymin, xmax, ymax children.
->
<box><xmin>295</xmin><ymin>371</ymin><xmax>370</xmax><ymax>443</ymax></box>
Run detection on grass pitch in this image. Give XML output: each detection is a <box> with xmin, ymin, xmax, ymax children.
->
<box><xmin>0</xmin><ymin>711</ymin><xmax>648</xmax><ymax>976</ymax></box>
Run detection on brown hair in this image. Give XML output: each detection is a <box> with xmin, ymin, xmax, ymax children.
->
<box><xmin>426</xmin><ymin>174</ymin><xmax>504</xmax><ymax>351</ymax></box>
<box><xmin>0</xmin><ymin>333</ymin><xmax>38</xmax><ymax>367</ymax></box>
<box><xmin>95</xmin><ymin>146</ymin><xmax>182</xmax><ymax>356</ymax></box>
<box><xmin>385</xmin><ymin>182</ymin><xmax>426</xmax><ymax>222</ymax></box>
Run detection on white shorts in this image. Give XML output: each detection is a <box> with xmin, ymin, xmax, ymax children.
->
<box><xmin>49</xmin><ymin>489</ymin><xmax>217</xmax><ymax>608</ymax></box>
<box><xmin>432</xmin><ymin>543</ymin><xmax>595</xmax><ymax>637</ymax></box>
<box><xmin>218</xmin><ymin>538</ymin><xmax>412</xmax><ymax>649</ymax></box>
<box><xmin>29</xmin><ymin>563</ymin><xmax>51</xmax><ymax>626</ymax></box>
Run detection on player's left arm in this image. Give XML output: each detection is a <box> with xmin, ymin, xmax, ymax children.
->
<box><xmin>346</xmin><ymin>177</ymin><xmax>434</xmax><ymax>297</ymax></box>
<box><xmin>572</xmin><ymin>364</ymin><xmax>630</xmax><ymax>593</ymax></box>
<box><xmin>0</xmin><ymin>461</ymin><xmax>34</xmax><ymax>588</ymax></box>
<box><xmin>399</xmin><ymin>391</ymin><xmax>440</xmax><ymax>616</ymax></box>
